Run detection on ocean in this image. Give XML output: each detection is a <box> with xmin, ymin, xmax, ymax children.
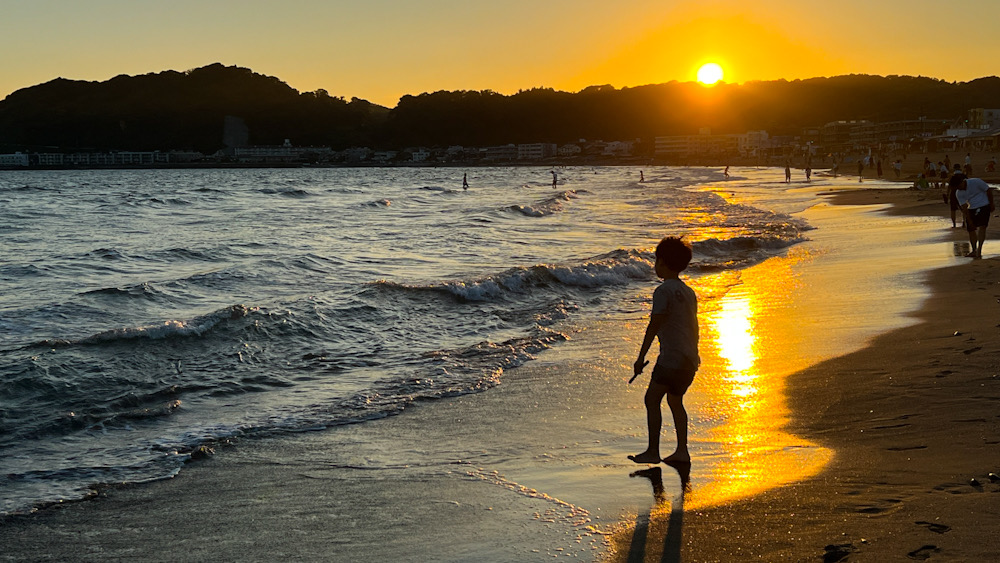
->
<box><xmin>0</xmin><ymin>165</ymin><xmax>861</xmax><ymax>516</ymax></box>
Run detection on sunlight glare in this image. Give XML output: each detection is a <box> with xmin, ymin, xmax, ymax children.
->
<box><xmin>697</xmin><ymin>63</ymin><xmax>724</xmax><ymax>85</ymax></box>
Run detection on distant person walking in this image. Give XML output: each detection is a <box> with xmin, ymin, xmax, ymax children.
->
<box><xmin>551</xmin><ymin>170</ymin><xmax>558</xmax><ymax>188</ymax></box>
<box><xmin>947</xmin><ymin>172</ymin><xmax>964</xmax><ymax>228</ymax></box>
<box><xmin>784</xmin><ymin>163</ymin><xmax>791</xmax><ymax>183</ymax></box>
<box><xmin>858</xmin><ymin>159</ymin><xmax>864</xmax><ymax>182</ymax></box>
<box><xmin>640</xmin><ymin>170</ymin><xmax>645</xmax><ymax>182</ymax></box>
<box><xmin>893</xmin><ymin>159</ymin><xmax>902</xmax><ymax>178</ymax></box>
<box><xmin>953</xmin><ymin>174</ymin><xmax>995</xmax><ymax>258</ymax></box>
<box><xmin>805</xmin><ymin>166</ymin><xmax>812</xmax><ymax>181</ymax></box>
<box><xmin>965</xmin><ymin>153</ymin><xmax>973</xmax><ymax>176</ymax></box>
<box><xmin>462</xmin><ymin>172</ymin><xmax>469</xmax><ymax>190</ymax></box>
<box><xmin>723</xmin><ymin>166</ymin><xmax>730</xmax><ymax>179</ymax></box>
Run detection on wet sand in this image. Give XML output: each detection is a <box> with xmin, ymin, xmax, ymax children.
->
<box><xmin>2</xmin><ymin>180</ymin><xmax>998</xmax><ymax>562</ymax></box>
<box><xmin>607</xmin><ymin>186</ymin><xmax>1000</xmax><ymax>561</ymax></box>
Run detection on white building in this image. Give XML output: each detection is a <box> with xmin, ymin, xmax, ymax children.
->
<box><xmin>557</xmin><ymin>144</ymin><xmax>582</xmax><ymax>157</ymax></box>
<box><xmin>738</xmin><ymin>130</ymin><xmax>769</xmax><ymax>156</ymax></box>
<box><xmin>517</xmin><ymin>143</ymin><xmax>557</xmax><ymax>160</ymax></box>
<box><xmin>0</xmin><ymin>152</ymin><xmax>29</xmax><ymax>167</ymax></box>
<box><xmin>602</xmin><ymin>141</ymin><xmax>634</xmax><ymax>156</ymax></box>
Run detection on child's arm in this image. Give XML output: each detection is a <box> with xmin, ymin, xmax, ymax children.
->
<box><xmin>632</xmin><ymin>314</ymin><xmax>667</xmax><ymax>382</ymax></box>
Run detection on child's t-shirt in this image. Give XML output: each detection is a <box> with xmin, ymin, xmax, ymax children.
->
<box><xmin>651</xmin><ymin>278</ymin><xmax>700</xmax><ymax>371</ymax></box>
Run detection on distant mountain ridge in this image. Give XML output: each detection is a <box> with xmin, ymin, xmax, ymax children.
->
<box><xmin>1</xmin><ymin>64</ymin><xmax>998</xmax><ymax>153</ymax></box>
<box><xmin>0</xmin><ymin>64</ymin><xmax>388</xmax><ymax>153</ymax></box>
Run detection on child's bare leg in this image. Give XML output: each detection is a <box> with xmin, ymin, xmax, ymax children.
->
<box><xmin>662</xmin><ymin>393</ymin><xmax>690</xmax><ymax>463</ymax></box>
<box><xmin>629</xmin><ymin>383</ymin><xmax>668</xmax><ymax>464</ymax></box>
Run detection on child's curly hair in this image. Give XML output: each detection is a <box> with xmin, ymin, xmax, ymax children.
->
<box><xmin>655</xmin><ymin>236</ymin><xmax>692</xmax><ymax>272</ymax></box>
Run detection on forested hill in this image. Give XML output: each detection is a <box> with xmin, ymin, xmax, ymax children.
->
<box><xmin>2</xmin><ymin>64</ymin><xmax>999</xmax><ymax>153</ymax></box>
<box><xmin>0</xmin><ymin>64</ymin><xmax>389</xmax><ymax>153</ymax></box>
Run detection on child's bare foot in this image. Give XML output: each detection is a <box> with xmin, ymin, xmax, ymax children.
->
<box><xmin>662</xmin><ymin>451</ymin><xmax>690</xmax><ymax>464</ymax></box>
<box><xmin>628</xmin><ymin>451</ymin><xmax>662</xmax><ymax>464</ymax></box>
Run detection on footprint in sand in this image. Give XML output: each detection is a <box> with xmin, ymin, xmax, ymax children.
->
<box><xmin>963</xmin><ymin>346</ymin><xmax>982</xmax><ymax>355</ymax></box>
<box><xmin>915</xmin><ymin>521</ymin><xmax>951</xmax><ymax>534</ymax></box>
<box><xmin>852</xmin><ymin>498</ymin><xmax>903</xmax><ymax>514</ymax></box>
<box><xmin>907</xmin><ymin>544</ymin><xmax>940</xmax><ymax>560</ymax></box>
<box><xmin>823</xmin><ymin>543</ymin><xmax>857</xmax><ymax>563</ymax></box>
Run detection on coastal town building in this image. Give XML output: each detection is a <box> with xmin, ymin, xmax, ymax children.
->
<box><xmin>0</xmin><ymin>152</ymin><xmax>29</xmax><ymax>167</ymax></box>
<box><xmin>234</xmin><ymin>139</ymin><xmax>333</xmax><ymax>163</ymax></box>
<box><xmin>654</xmin><ymin>130</ymin><xmax>740</xmax><ymax>159</ymax></box>
<box><xmin>483</xmin><ymin>144</ymin><xmax>518</xmax><ymax>161</ymax></box>
<box><xmin>371</xmin><ymin>151</ymin><xmax>398</xmax><ymax>163</ymax></box>
<box><xmin>557</xmin><ymin>144</ymin><xmax>582</xmax><ymax>157</ymax></box>
<box><xmin>517</xmin><ymin>143</ymin><xmax>557</xmax><ymax>160</ymax></box>
<box><xmin>601</xmin><ymin>141</ymin><xmax>634</xmax><ymax>156</ymax></box>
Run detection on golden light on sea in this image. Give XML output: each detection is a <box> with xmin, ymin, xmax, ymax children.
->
<box><xmin>686</xmin><ymin>250</ymin><xmax>832</xmax><ymax>509</ymax></box>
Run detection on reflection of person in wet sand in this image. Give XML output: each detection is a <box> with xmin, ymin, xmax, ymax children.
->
<box><xmin>629</xmin><ymin>237</ymin><xmax>700</xmax><ymax>465</ymax></box>
<box><xmin>626</xmin><ymin>463</ymin><xmax>690</xmax><ymax>562</ymax></box>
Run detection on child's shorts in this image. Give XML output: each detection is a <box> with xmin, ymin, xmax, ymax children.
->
<box><xmin>650</xmin><ymin>364</ymin><xmax>696</xmax><ymax>396</ymax></box>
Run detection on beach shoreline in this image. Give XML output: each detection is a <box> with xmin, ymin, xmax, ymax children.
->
<box><xmin>607</xmin><ymin>186</ymin><xmax>1000</xmax><ymax>561</ymax></box>
<box><xmin>2</xmin><ymin>176</ymin><xmax>999</xmax><ymax>562</ymax></box>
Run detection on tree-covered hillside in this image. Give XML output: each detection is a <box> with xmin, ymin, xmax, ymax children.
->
<box><xmin>1</xmin><ymin>64</ymin><xmax>998</xmax><ymax>153</ymax></box>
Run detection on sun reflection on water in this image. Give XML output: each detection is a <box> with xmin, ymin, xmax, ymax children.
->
<box><xmin>686</xmin><ymin>251</ymin><xmax>832</xmax><ymax>509</ymax></box>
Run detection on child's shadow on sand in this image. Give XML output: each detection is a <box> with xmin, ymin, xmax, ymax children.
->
<box><xmin>626</xmin><ymin>462</ymin><xmax>690</xmax><ymax>563</ymax></box>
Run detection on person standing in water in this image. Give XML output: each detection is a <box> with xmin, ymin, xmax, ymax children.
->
<box><xmin>462</xmin><ymin>173</ymin><xmax>469</xmax><ymax>190</ymax></box>
<box><xmin>551</xmin><ymin>170</ymin><xmax>558</xmax><ymax>188</ymax></box>
<box><xmin>629</xmin><ymin>237</ymin><xmax>700</xmax><ymax>465</ymax></box>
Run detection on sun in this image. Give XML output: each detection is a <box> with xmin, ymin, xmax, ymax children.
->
<box><xmin>697</xmin><ymin>63</ymin><xmax>724</xmax><ymax>85</ymax></box>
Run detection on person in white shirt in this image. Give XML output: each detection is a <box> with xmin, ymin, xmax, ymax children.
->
<box><xmin>952</xmin><ymin>174</ymin><xmax>995</xmax><ymax>258</ymax></box>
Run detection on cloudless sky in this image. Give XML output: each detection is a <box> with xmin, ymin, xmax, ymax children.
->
<box><xmin>2</xmin><ymin>0</ymin><xmax>998</xmax><ymax>107</ymax></box>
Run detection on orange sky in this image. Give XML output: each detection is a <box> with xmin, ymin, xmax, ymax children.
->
<box><xmin>2</xmin><ymin>0</ymin><xmax>998</xmax><ymax>107</ymax></box>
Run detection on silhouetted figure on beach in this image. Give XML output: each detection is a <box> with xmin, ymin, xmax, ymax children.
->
<box><xmin>551</xmin><ymin>170</ymin><xmax>558</xmax><ymax>188</ymax></box>
<box><xmin>858</xmin><ymin>159</ymin><xmax>864</xmax><ymax>182</ymax></box>
<box><xmin>629</xmin><ymin>237</ymin><xmax>699</xmax><ymax>465</ymax></box>
<box><xmin>805</xmin><ymin>167</ymin><xmax>812</xmax><ymax>181</ymax></box>
<box><xmin>784</xmin><ymin>164</ymin><xmax>791</xmax><ymax>183</ymax></box>
<box><xmin>462</xmin><ymin>173</ymin><xmax>469</xmax><ymax>190</ymax></box>
<box><xmin>953</xmin><ymin>174</ymin><xmax>995</xmax><ymax>258</ymax></box>
<box><xmin>640</xmin><ymin>170</ymin><xmax>645</xmax><ymax>182</ymax></box>
<box><xmin>723</xmin><ymin>166</ymin><xmax>730</xmax><ymax>179</ymax></box>
<box><xmin>947</xmin><ymin>173</ymin><xmax>964</xmax><ymax>228</ymax></box>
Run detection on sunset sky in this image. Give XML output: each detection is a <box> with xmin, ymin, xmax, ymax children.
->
<box><xmin>2</xmin><ymin>0</ymin><xmax>998</xmax><ymax>108</ymax></box>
